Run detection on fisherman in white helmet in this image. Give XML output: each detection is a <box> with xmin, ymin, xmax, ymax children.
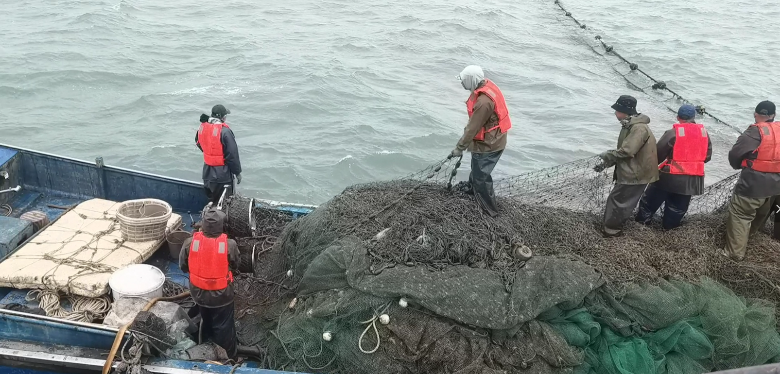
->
<box><xmin>450</xmin><ymin>65</ymin><xmax>512</xmax><ymax>217</ymax></box>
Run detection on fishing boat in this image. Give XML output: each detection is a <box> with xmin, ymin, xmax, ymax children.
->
<box><xmin>0</xmin><ymin>143</ymin><xmax>313</xmax><ymax>374</ymax></box>
<box><xmin>2</xmin><ymin>143</ymin><xmax>778</xmax><ymax>374</ymax></box>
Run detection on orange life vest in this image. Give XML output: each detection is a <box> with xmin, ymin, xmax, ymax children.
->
<box><xmin>742</xmin><ymin>122</ymin><xmax>780</xmax><ymax>173</ymax></box>
<box><xmin>466</xmin><ymin>79</ymin><xmax>512</xmax><ymax>141</ymax></box>
<box><xmin>198</xmin><ymin>122</ymin><xmax>230</xmax><ymax>167</ymax></box>
<box><xmin>658</xmin><ymin>123</ymin><xmax>709</xmax><ymax>176</ymax></box>
<box><xmin>188</xmin><ymin>232</ymin><xmax>232</xmax><ymax>291</ymax></box>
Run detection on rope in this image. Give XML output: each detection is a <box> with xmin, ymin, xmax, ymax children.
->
<box><xmin>552</xmin><ymin>0</ymin><xmax>743</xmax><ymax>135</ymax></box>
<box><xmin>0</xmin><ymin>204</ymin><xmax>11</xmax><ymax>216</ymax></box>
<box><xmin>343</xmin><ymin>157</ymin><xmax>455</xmax><ymax>237</ymax></box>
<box><xmin>357</xmin><ymin>304</ymin><xmax>391</xmax><ymax>354</ymax></box>
<box><xmin>25</xmin><ymin>289</ymin><xmax>111</xmax><ymax>322</ymax></box>
<box><xmin>358</xmin><ymin>316</ymin><xmax>381</xmax><ymax>354</ymax></box>
<box><xmin>163</xmin><ymin>279</ymin><xmax>196</xmax><ymax>308</ymax></box>
<box><xmin>6</xmin><ymin>202</ymin><xmax>168</xmax><ymax>297</ymax></box>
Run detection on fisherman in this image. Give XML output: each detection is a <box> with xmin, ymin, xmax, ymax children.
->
<box><xmin>449</xmin><ymin>65</ymin><xmax>511</xmax><ymax>217</ymax></box>
<box><xmin>723</xmin><ymin>101</ymin><xmax>780</xmax><ymax>261</ymax></box>
<box><xmin>594</xmin><ymin>95</ymin><xmax>658</xmax><ymax>237</ymax></box>
<box><xmin>196</xmin><ymin>104</ymin><xmax>242</xmax><ymax>205</ymax></box>
<box><xmin>635</xmin><ymin>104</ymin><xmax>712</xmax><ymax>230</ymax></box>
<box><xmin>179</xmin><ymin>208</ymin><xmax>240</xmax><ymax>358</ymax></box>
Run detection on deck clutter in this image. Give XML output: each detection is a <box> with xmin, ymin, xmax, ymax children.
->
<box><xmin>0</xmin><ymin>199</ymin><xmax>181</xmax><ymax>300</ymax></box>
<box><xmin>0</xmin><ymin>198</ymin><xmax>184</xmax><ymax>325</ymax></box>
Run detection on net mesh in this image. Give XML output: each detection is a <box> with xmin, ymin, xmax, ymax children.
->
<box><xmin>223</xmin><ymin>156</ymin><xmax>780</xmax><ymax>374</ymax></box>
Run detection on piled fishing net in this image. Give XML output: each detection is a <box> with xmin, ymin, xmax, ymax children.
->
<box><xmin>228</xmin><ymin>156</ymin><xmax>780</xmax><ymax>374</ymax></box>
<box><xmin>213</xmin><ymin>1</ymin><xmax>773</xmax><ymax>370</ymax></box>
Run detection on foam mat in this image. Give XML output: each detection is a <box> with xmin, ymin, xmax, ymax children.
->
<box><xmin>0</xmin><ymin>199</ymin><xmax>181</xmax><ymax>297</ymax></box>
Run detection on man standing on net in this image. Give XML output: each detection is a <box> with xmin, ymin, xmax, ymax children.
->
<box><xmin>594</xmin><ymin>95</ymin><xmax>658</xmax><ymax>237</ymax></box>
<box><xmin>449</xmin><ymin>65</ymin><xmax>512</xmax><ymax>217</ymax></box>
<box><xmin>180</xmin><ymin>208</ymin><xmax>240</xmax><ymax>358</ymax></box>
<box><xmin>196</xmin><ymin>104</ymin><xmax>242</xmax><ymax>205</ymax></box>
<box><xmin>635</xmin><ymin>104</ymin><xmax>712</xmax><ymax>230</ymax></box>
<box><xmin>724</xmin><ymin>101</ymin><xmax>780</xmax><ymax>261</ymax></box>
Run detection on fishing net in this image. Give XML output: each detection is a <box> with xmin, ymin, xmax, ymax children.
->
<box><xmin>229</xmin><ymin>209</ymin><xmax>298</xmax><ymax>348</ymax></box>
<box><xmin>224</xmin><ymin>195</ymin><xmax>256</xmax><ymax>238</ymax></box>
<box><xmin>224</xmin><ymin>155</ymin><xmax>780</xmax><ymax>374</ymax></box>
<box><xmin>546</xmin><ymin>278</ymin><xmax>780</xmax><ymax>374</ymax></box>
<box><xmin>207</xmin><ymin>1</ymin><xmax>778</xmax><ymax>371</ymax></box>
<box><xmin>227</xmin><ymin>201</ymin><xmax>295</xmax><ymax>273</ymax></box>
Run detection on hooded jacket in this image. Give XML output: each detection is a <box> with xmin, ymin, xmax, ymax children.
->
<box><xmin>601</xmin><ymin>114</ymin><xmax>660</xmax><ymax>185</ymax></box>
<box><xmin>179</xmin><ymin>209</ymin><xmax>240</xmax><ymax>308</ymax></box>
<box><xmin>196</xmin><ymin>116</ymin><xmax>242</xmax><ymax>190</ymax></box>
<box><xmin>455</xmin><ymin>66</ymin><xmax>508</xmax><ymax>153</ymax></box>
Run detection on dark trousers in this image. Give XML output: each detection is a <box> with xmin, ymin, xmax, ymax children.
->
<box><xmin>603</xmin><ymin>183</ymin><xmax>647</xmax><ymax>235</ymax></box>
<box><xmin>635</xmin><ymin>183</ymin><xmax>692</xmax><ymax>230</ymax></box>
<box><xmin>204</xmin><ymin>184</ymin><xmax>234</xmax><ymax>205</ymax></box>
<box><xmin>468</xmin><ymin>150</ymin><xmax>503</xmax><ymax>217</ymax></box>
<box><xmin>199</xmin><ymin>302</ymin><xmax>238</xmax><ymax>358</ymax></box>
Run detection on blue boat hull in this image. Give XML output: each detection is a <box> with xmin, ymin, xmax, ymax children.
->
<box><xmin>0</xmin><ymin>143</ymin><xmax>312</xmax><ymax>374</ymax></box>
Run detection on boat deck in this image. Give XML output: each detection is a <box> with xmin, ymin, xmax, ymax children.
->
<box><xmin>0</xmin><ymin>143</ymin><xmax>313</xmax><ymax>373</ymax></box>
<box><xmin>0</xmin><ymin>189</ymin><xmax>198</xmax><ymax>307</ymax></box>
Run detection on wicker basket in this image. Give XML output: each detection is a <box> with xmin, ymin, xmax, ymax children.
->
<box><xmin>116</xmin><ymin>199</ymin><xmax>172</xmax><ymax>242</ymax></box>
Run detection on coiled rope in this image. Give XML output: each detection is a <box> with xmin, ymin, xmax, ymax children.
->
<box><xmin>26</xmin><ymin>289</ymin><xmax>111</xmax><ymax>323</ymax></box>
<box><xmin>358</xmin><ymin>316</ymin><xmax>382</xmax><ymax>354</ymax></box>
<box><xmin>552</xmin><ymin>0</ymin><xmax>743</xmax><ymax>135</ymax></box>
<box><xmin>357</xmin><ymin>303</ymin><xmax>391</xmax><ymax>354</ymax></box>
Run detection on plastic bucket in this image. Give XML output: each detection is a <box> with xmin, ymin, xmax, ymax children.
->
<box><xmin>166</xmin><ymin>230</ymin><xmax>191</xmax><ymax>260</ymax></box>
<box><xmin>109</xmin><ymin>264</ymin><xmax>165</xmax><ymax>300</ymax></box>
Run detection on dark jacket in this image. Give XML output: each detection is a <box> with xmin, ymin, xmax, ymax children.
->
<box><xmin>654</xmin><ymin>125</ymin><xmax>713</xmax><ymax>196</ymax></box>
<box><xmin>601</xmin><ymin>114</ymin><xmax>659</xmax><ymax>185</ymax></box>
<box><xmin>728</xmin><ymin>123</ymin><xmax>780</xmax><ymax>198</ymax></box>
<box><xmin>456</xmin><ymin>92</ymin><xmax>508</xmax><ymax>154</ymax></box>
<box><xmin>179</xmin><ymin>209</ymin><xmax>240</xmax><ymax>308</ymax></box>
<box><xmin>196</xmin><ymin>117</ymin><xmax>242</xmax><ymax>189</ymax></box>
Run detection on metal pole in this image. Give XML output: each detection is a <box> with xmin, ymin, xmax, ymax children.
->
<box><xmin>95</xmin><ymin>156</ymin><xmax>107</xmax><ymax>199</ymax></box>
<box><xmin>707</xmin><ymin>364</ymin><xmax>780</xmax><ymax>374</ymax></box>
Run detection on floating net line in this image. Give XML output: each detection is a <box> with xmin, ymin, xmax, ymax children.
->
<box><xmin>551</xmin><ymin>0</ymin><xmax>744</xmax><ymax>137</ymax></box>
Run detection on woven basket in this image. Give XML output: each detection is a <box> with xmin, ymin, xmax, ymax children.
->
<box><xmin>116</xmin><ymin>199</ymin><xmax>172</xmax><ymax>242</ymax></box>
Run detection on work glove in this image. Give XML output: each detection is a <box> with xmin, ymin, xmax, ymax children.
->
<box><xmin>235</xmin><ymin>174</ymin><xmax>242</xmax><ymax>184</ymax></box>
<box><xmin>598</xmin><ymin>151</ymin><xmax>610</xmax><ymax>161</ymax></box>
<box><xmin>199</xmin><ymin>113</ymin><xmax>209</xmax><ymax>123</ymax></box>
<box><xmin>448</xmin><ymin>148</ymin><xmax>464</xmax><ymax>159</ymax></box>
<box><xmin>593</xmin><ymin>163</ymin><xmax>607</xmax><ymax>173</ymax></box>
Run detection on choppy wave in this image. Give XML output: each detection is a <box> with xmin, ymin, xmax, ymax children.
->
<box><xmin>0</xmin><ymin>0</ymin><xmax>776</xmax><ymax>204</ymax></box>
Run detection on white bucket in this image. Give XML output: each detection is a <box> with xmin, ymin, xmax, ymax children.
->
<box><xmin>109</xmin><ymin>264</ymin><xmax>165</xmax><ymax>300</ymax></box>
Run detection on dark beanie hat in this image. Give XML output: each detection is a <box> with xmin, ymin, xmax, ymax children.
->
<box><xmin>755</xmin><ymin>101</ymin><xmax>776</xmax><ymax>116</ymax></box>
<box><xmin>211</xmin><ymin>104</ymin><xmax>231</xmax><ymax>119</ymax></box>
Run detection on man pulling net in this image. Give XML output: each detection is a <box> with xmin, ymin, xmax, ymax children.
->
<box><xmin>449</xmin><ymin>65</ymin><xmax>512</xmax><ymax>217</ymax></box>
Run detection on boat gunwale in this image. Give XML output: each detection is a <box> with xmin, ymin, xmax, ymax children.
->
<box><xmin>0</xmin><ymin>142</ymin><xmax>319</xmax><ymax>210</ymax></box>
<box><xmin>0</xmin><ymin>142</ymin><xmax>315</xmax><ymax>334</ymax></box>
